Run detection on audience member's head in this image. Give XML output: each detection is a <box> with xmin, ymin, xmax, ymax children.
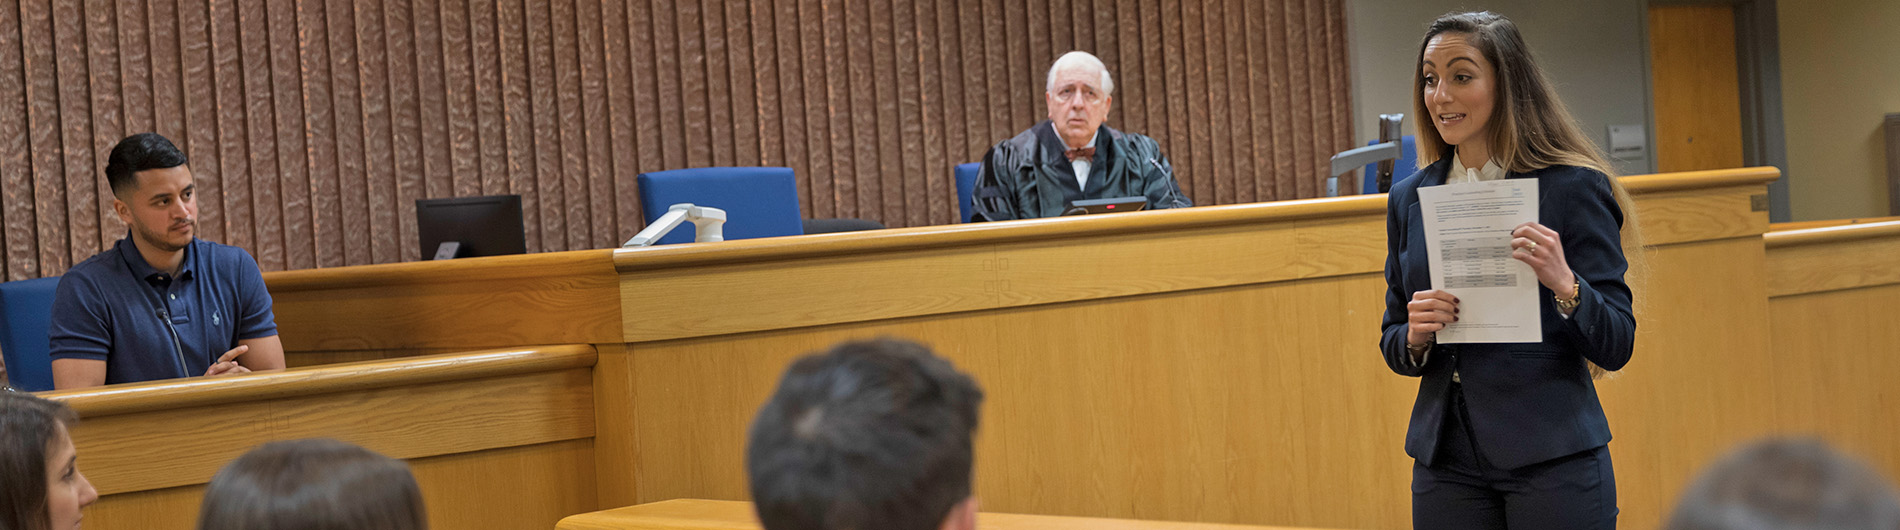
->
<box><xmin>0</xmin><ymin>392</ymin><xmax>97</xmax><ymax>530</ymax></box>
<box><xmin>197</xmin><ymin>438</ymin><xmax>427</xmax><ymax>530</ymax></box>
<box><xmin>1667</xmin><ymin>437</ymin><xmax>1900</xmax><ymax>530</ymax></box>
<box><xmin>746</xmin><ymin>338</ymin><xmax>985</xmax><ymax>530</ymax></box>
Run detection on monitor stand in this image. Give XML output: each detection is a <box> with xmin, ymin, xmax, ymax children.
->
<box><xmin>432</xmin><ymin>241</ymin><xmax>463</xmax><ymax>260</ymax></box>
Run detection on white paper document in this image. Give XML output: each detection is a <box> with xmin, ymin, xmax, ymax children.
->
<box><xmin>1416</xmin><ymin>179</ymin><xmax>1541</xmax><ymax>343</ymax></box>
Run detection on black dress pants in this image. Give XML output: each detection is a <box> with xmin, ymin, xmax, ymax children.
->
<box><xmin>1412</xmin><ymin>383</ymin><xmax>1618</xmax><ymax>530</ymax></box>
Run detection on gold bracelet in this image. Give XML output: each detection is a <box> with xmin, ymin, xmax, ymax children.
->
<box><xmin>1554</xmin><ymin>279</ymin><xmax>1582</xmax><ymax>311</ymax></box>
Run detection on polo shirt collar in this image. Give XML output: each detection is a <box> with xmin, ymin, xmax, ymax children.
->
<box><xmin>117</xmin><ymin>234</ymin><xmax>197</xmax><ymax>283</ymax></box>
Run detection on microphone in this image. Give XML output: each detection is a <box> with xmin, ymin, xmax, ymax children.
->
<box><xmin>156</xmin><ymin>307</ymin><xmax>192</xmax><ymax>376</ymax></box>
<box><xmin>1149</xmin><ymin>157</ymin><xmax>1187</xmax><ymax>208</ymax></box>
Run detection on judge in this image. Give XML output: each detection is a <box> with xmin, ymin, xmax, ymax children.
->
<box><xmin>970</xmin><ymin>51</ymin><xmax>1190</xmax><ymax>221</ymax></box>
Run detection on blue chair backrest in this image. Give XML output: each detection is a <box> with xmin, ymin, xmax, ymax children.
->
<box><xmin>636</xmin><ymin>167</ymin><xmax>806</xmax><ymax>245</ymax></box>
<box><xmin>954</xmin><ymin>163</ymin><xmax>981</xmax><ymax>223</ymax></box>
<box><xmin>0</xmin><ymin>276</ymin><xmax>61</xmax><ymax>391</ymax></box>
<box><xmin>1362</xmin><ymin>135</ymin><xmax>1418</xmax><ymax>194</ymax></box>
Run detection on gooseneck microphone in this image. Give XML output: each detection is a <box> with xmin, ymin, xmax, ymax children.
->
<box><xmin>156</xmin><ymin>308</ymin><xmax>193</xmax><ymax>377</ymax></box>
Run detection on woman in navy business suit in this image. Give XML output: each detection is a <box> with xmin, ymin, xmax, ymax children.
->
<box><xmin>1380</xmin><ymin>12</ymin><xmax>1640</xmax><ymax>530</ymax></box>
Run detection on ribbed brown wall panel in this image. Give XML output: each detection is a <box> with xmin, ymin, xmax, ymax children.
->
<box><xmin>0</xmin><ymin>0</ymin><xmax>30</xmax><ymax>278</ymax></box>
<box><xmin>84</xmin><ymin>0</ymin><xmax>121</xmax><ymax>255</ymax></box>
<box><xmin>0</xmin><ymin>0</ymin><xmax>1349</xmax><ymax>279</ymax></box>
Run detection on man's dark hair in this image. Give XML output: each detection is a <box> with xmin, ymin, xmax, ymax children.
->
<box><xmin>745</xmin><ymin>338</ymin><xmax>984</xmax><ymax>530</ymax></box>
<box><xmin>198</xmin><ymin>438</ymin><xmax>427</xmax><ymax>530</ymax></box>
<box><xmin>104</xmin><ymin>132</ymin><xmax>188</xmax><ymax>197</ymax></box>
<box><xmin>1667</xmin><ymin>438</ymin><xmax>1900</xmax><ymax>530</ymax></box>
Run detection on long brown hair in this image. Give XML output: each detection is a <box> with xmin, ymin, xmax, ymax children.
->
<box><xmin>1412</xmin><ymin>11</ymin><xmax>1646</xmax><ymax>377</ymax></box>
<box><xmin>198</xmin><ymin>439</ymin><xmax>427</xmax><ymax>530</ymax></box>
<box><xmin>0</xmin><ymin>392</ymin><xmax>78</xmax><ymax>530</ymax></box>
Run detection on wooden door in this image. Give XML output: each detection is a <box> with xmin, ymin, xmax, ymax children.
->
<box><xmin>1649</xmin><ymin>5</ymin><xmax>1746</xmax><ymax>172</ymax></box>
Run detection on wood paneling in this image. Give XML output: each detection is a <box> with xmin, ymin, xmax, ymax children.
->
<box><xmin>1649</xmin><ymin>5</ymin><xmax>1745</xmax><ymax>173</ymax></box>
<box><xmin>623</xmin><ymin>274</ymin><xmax>1412</xmax><ymax>529</ymax></box>
<box><xmin>1770</xmin><ymin>285</ymin><xmax>1900</xmax><ymax>481</ymax></box>
<box><xmin>55</xmin><ymin>345</ymin><xmax>599</xmax><ymax>529</ymax></box>
<box><xmin>558</xmin><ymin>499</ymin><xmax>1338</xmax><ymax>530</ymax></box>
<box><xmin>83</xmin><ymin>440</ymin><xmax>599</xmax><ymax>530</ymax></box>
<box><xmin>596</xmin><ymin>169</ymin><xmax>1777</xmax><ymax>530</ymax></box>
<box><xmin>1597</xmin><ymin>236</ymin><xmax>1777</xmax><ymax>526</ymax></box>
<box><xmin>264</xmin><ymin>248</ymin><xmax>622</xmax><ymax>353</ymax></box>
<box><xmin>43</xmin><ymin>346</ymin><xmax>597</xmax><ymax>493</ymax></box>
<box><xmin>1764</xmin><ymin>220</ymin><xmax>1900</xmax><ymax>502</ymax></box>
<box><xmin>79</xmin><ymin>485</ymin><xmax>202</xmax><ymax>530</ymax></box>
<box><xmin>284</xmin><ymin>346</ymin><xmax>472</xmax><ymax>367</ymax></box>
<box><xmin>609</xmin><ymin>169</ymin><xmax>1776</xmax><ymax>344</ymax></box>
<box><xmin>411</xmin><ymin>439</ymin><xmax>600</xmax><ymax>530</ymax></box>
<box><xmin>593</xmin><ymin>342</ymin><xmax>642</xmax><ymax>510</ymax></box>
<box><xmin>1765</xmin><ymin>220</ymin><xmax>1900</xmax><ymax>296</ymax></box>
<box><xmin>86</xmin><ymin>168</ymin><xmax>1790</xmax><ymax>529</ymax></box>
<box><xmin>0</xmin><ymin>0</ymin><xmax>1352</xmax><ymax>281</ymax></box>
<box><xmin>1769</xmin><ymin>216</ymin><xmax>1900</xmax><ymax>232</ymax></box>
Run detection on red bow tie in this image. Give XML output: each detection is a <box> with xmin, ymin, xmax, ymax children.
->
<box><xmin>1065</xmin><ymin>147</ymin><xmax>1096</xmax><ymax>161</ymax></box>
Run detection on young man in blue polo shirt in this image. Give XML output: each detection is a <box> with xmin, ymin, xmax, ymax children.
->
<box><xmin>48</xmin><ymin>133</ymin><xmax>286</xmax><ymax>389</ymax></box>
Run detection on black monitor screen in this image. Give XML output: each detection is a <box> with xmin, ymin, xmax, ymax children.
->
<box><xmin>416</xmin><ymin>195</ymin><xmax>527</xmax><ymax>259</ymax></box>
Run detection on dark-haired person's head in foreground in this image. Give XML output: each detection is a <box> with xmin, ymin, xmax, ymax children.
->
<box><xmin>198</xmin><ymin>438</ymin><xmax>426</xmax><ymax>530</ymax></box>
<box><xmin>1667</xmin><ymin>438</ymin><xmax>1900</xmax><ymax>530</ymax></box>
<box><xmin>0</xmin><ymin>392</ymin><xmax>97</xmax><ymax>530</ymax></box>
<box><xmin>746</xmin><ymin>338</ymin><xmax>985</xmax><ymax>530</ymax></box>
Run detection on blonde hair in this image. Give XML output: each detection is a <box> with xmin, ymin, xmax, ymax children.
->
<box><xmin>1412</xmin><ymin>11</ymin><xmax>1646</xmax><ymax>377</ymax></box>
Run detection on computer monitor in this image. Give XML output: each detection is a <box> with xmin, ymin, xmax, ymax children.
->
<box><xmin>416</xmin><ymin>195</ymin><xmax>527</xmax><ymax>260</ymax></box>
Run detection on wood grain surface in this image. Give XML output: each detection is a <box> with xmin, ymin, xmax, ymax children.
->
<box><xmin>590</xmin><ymin>169</ymin><xmax>1781</xmax><ymax>530</ymax></box>
<box><xmin>53</xmin><ymin>345</ymin><xmax>599</xmax><ymax>528</ymax></box>
<box><xmin>558</xmin><ymin>499</ymin><xmax>1340</xmax><ymax>530</ymax></box>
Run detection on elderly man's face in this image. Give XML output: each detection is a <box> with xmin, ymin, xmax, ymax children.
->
<box><xmin>1045</xmin><ymin>63</ymin><xmax>1113</xmax><ymax>149</ymax></box>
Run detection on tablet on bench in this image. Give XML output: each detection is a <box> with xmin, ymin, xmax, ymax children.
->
<box><xmin>1062</xmin><ymin>196</ymin><xmax>1148</xmax><ymax>216</ymax></box>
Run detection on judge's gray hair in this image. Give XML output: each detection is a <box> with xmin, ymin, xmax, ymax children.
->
<box><xmin>1045</xmin><ymin>51</ymin><xmax>1114</xmax><ymax>96</ymax></box>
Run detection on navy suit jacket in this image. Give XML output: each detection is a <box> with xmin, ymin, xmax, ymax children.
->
<box><xmin>1379</xmin><ymin>158</ymin><xmax>1637</xmax><ymax>470</ymax></box>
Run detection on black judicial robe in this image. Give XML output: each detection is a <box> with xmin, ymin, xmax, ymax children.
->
<box><xmin>971</xmin><ymin>121</ymin><xmax>1191</xmax><ymax>221</ymax></box>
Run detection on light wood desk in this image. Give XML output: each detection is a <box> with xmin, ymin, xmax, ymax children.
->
<box><xmin>45</xmin><ymin>345</ymin><xmax>599</xmax><ymax>530</ymax></box>
<box><xmin>556</xmin><ymin>499</ymin><xmax>1336</xmax><ymax>530</ymax></box>
<box><xmin>1767</xmin><ymin>215</ymin><xmax>1900</xmax><ymax>232</ymax></box>
<box><xmin>593</xmin><ymin>168</ymin><xmax>1782</xmax><ymax>530</ymax></box>
<box><xmin>1764</xmin><ymin>219</ymin><xmax>1900</xmax><ymax>482</ymax></box>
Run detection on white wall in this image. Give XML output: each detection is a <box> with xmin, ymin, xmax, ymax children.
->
<box><xmin>1347</xmin><ymin>0</ymin><xmax>1656</xmax><ymax>177</ymax></box>
<box><xmin>1779</xmin><ymin>0</ymin><xmax>1900</xmax><ymax>221</ymax></box>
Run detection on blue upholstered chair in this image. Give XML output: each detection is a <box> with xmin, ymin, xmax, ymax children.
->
<box><xmin>635</xmin><ymin>167</ymin><xmax>809</xmax><ymax>245</ymax></box>
<box><xmin>0</xmin><ymin>276</ymin><xmax>61</xmax><ymax>391</ymax></box>
<box><xmin>1362</xmin><ymin>135</ymin><xmax>1419</xmax><ymax>194</ymax></box>
<box><xmin>953</xmin><ymin>163</ymin><xmax>981</xmax><ymax>223</ymax></box>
